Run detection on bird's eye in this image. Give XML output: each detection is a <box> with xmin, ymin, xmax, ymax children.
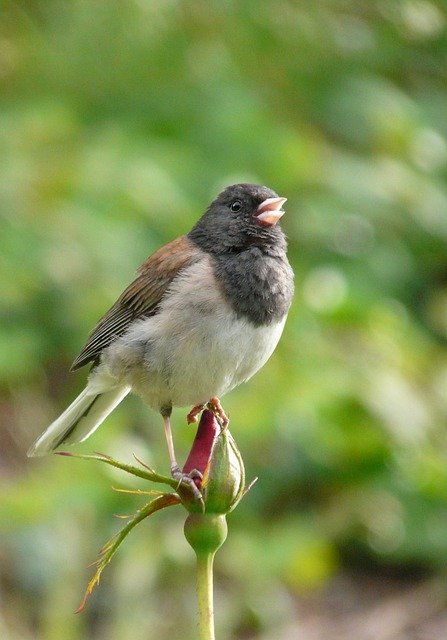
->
<box><xmin>230</xmin><ymin>200</ymin><xmax>242</xmax><ymax>212</ymax></box>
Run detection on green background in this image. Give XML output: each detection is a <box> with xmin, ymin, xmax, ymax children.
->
<box><xmin>1</xmin><ymin>1</ymin><xmax>447</xmax><ymax>638</ymax></box>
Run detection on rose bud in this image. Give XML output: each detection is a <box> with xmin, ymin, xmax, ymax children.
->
<box><xmin>181</xmin><ymin>409</ymin><xmax>245</xmax><ymax>515</ymax></box>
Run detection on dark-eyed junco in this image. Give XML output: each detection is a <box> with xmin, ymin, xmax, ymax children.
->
<box><xmin>28</xmin><ymin>184</ymin><xmax>294</xmax><ymax>491</ymax></box>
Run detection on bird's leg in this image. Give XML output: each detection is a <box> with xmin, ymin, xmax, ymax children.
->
<box><xmin>187</xmin><ymin>403</ymin><xmax>205</xmax><ymax>424</ymax></box>
<box><xmin>161</xmin><ymin>410</ymin><xmax>203</xmax><ymax>501</ymax></box>
<box><xmin>207</xmin><ymin>396</ymin><xmax>229</xmax><ymax>431</ymax></box>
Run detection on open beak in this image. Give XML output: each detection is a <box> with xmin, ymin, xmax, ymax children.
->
<box><xmin>255</xmin><ymin>197</ymin><xmax>287</xmax><ymax>226</ymax></box>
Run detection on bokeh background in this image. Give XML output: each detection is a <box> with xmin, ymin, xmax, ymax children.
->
<box><xmin>2</xmin><ymin>1</ymin><xmax>447</xmax><ymax>638</ymax></box>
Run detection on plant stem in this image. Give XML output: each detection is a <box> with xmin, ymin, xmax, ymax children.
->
<box><xmin>184</xmin><ymin>514</ymin><xmax>227</xmax><ymax>639</ymax></box>
<box><xmin>196</xmin><ymin>551</ymin><xmax>215</xmax><ymax>640</ymax></box>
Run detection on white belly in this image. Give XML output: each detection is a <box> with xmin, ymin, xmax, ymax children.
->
<box><xmin>103</xmin><ymin>258</ymin><xmax>287</xmax><ymax>410</ymax></box>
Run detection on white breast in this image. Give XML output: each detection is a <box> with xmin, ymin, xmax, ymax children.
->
<box><xmin>104</xmin><ymin>257</ymin><xmax>287</xmax><ymax>411</ymax></box>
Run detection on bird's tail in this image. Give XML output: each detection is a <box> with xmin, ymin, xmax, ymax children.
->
<box><xmin>27</xmin><ymin>383</ymin><xmax>130</xmax><ymax>457</ymax></box>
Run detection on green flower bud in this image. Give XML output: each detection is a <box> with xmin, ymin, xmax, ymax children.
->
<box><xmin>202</xmin><ymin>428</ymin><xmax>245</xmax><ymax>514</ymax></box>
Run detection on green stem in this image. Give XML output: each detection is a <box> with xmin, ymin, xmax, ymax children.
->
<box><xmin>184</xmin><ymin>514</ymin><xmax>227</xmax><ymax>639</ymax></box>
<box><xmin>196</xmin><ymin>551</ymin><xmax>215</xmax><ymax>640</ymax></box>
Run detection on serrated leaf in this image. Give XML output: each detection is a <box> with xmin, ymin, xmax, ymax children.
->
<box><xmin>56</xmin><ymin>451</ymin><xmax>179</xmax><ymax>489</ymax></box>
<box><xmin>112</xmin><ymin>486</ymin><xmax>165</xmax><ymax>496</ymax></box>
<box><xmin>76</xmin><ymin>492</ymin><xmax>181</xmax><ymax>613</ymax></box>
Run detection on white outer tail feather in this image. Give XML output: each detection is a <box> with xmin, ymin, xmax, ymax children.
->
<box><xmin>27</xmin><ymin>384</ymin><xmax>130</xmax><ymax>457</ymax></box>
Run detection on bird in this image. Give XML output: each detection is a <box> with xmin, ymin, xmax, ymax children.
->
<box><xmin>28</xmin><ymin>183</ymin><xmax>294</xmax><ymax>494</ymax></box>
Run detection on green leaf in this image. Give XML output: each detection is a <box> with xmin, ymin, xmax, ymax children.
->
<box><xmin>76</xmin><ymin>492</ymin><xmax>181</xmax><ymax>613</ymax></box>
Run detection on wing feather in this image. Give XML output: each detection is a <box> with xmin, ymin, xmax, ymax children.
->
<box><xmin>71</xmin><ymin>235</ymin><xmax>203</xmax><ymax>370</ymax></box>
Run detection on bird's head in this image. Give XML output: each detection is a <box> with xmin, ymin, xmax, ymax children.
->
<box><xmin>188</xmin><ymin>183</ymin><xmax>287</xmax><ymax>254</ymax></box>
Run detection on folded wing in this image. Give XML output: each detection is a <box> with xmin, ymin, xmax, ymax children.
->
<box><xmin>71</xmin><ymin>235</ymin><xmax>203</xmax><ymax>370</ymax></box>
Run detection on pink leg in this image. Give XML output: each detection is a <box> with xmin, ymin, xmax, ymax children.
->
<box><xmin>162</xmin><ymin>413</ymin><xmax>203</xmax><ymax>502</ymax></box>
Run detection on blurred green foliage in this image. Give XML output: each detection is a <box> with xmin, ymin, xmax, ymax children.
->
<box><xmin>1</xmin><ymin>1</ymin><xmax>447</xmax><ymax>638</ymax></box>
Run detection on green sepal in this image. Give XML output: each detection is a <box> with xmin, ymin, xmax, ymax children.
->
<box><xmin>202</xmin><ymin>430</ymin><xmax>245</xmax><ymax>514</ymax></box>
<box><xmin>56</xmin><ymin>451</ymin><xmax>179</xmax><ymax>490</ymax></box>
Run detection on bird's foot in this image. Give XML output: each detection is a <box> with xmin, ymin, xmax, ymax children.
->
<box><xmin>171</xmin><ymin>464</ymin><xmax>203</xmax><ymax>503</ymax></box>
<box><xmin>187</xmin><ymin>403</ymin><xmax>205</xmax><ymax>424</ymax></box>
<box><xmin>207</xmin><ymin>396</ymin><xmax>229</xmax><ymax>431</ymax></box>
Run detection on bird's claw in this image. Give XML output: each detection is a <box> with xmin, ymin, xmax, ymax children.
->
<box><xmin>187</xmin><ymin>398</ymin><xmax>229</xmax><ymax>430</ymax></box>
<box><xmin>171</xmin><ymin>464</ymin><xmax>203</xmax><ymax>503</ymax></box>
<box><xmin>207</xmin><ymin>396</ymin><xmax>229</xmax><ymax>431</ymax></box>
<box><xmin>187</xmin><ymin>404</ymin><xmax>205</xmax><ymax>424</ymax></box>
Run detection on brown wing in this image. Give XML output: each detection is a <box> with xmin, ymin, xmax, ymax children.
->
<box><xmin>71</xmin><ymin>235</ymin><xmax>202</xmax><ymax>370</ymax></box>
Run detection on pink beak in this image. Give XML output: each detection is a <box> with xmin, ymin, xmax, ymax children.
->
<box><xmin>255</xmin><ymin>197</ymin><xmax>287</xmax><ymax>226</ymax></box>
